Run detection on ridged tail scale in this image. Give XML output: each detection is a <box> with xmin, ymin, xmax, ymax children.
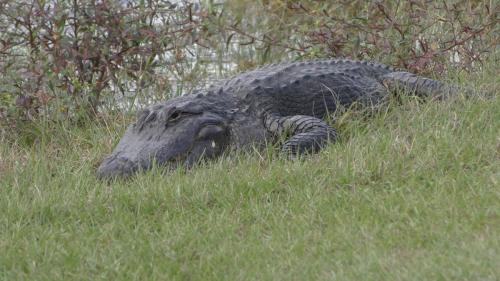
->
<box><xmin>382</xmin><ymin>71</ymin><xmax>462</xmax><ymax>99</ymax></box>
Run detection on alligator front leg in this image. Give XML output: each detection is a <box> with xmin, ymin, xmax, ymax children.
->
<box><xmin>264</xmin><ymin>114</ymin><xmax>337</xmax><ymax>155</ymax></box>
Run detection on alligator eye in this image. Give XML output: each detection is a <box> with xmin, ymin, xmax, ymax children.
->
<box><xmin>170</xmin><ymin>111</ymin><xmax>181</xmax><ymax>121</ymax></box>
<box><xmin>168</xmin><ymin>110</ymin><xmax>200</xmax><ymax>124</ymax></box>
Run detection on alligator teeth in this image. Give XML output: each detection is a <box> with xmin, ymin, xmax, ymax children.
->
<box><xmin>211</xmin><ymin>141</ymin><xmax>216</xmax><ymax>148</ymax></box>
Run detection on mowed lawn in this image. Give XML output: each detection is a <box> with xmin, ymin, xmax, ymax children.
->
<box><xmin>1</xmin><ymin>69</ymin><xmax>498</xmax><ymax>280</ymax></box>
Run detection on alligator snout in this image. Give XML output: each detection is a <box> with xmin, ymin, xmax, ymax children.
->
<box><xmin>97</xmin><ymin>155</ymin><xmax>138</xmax><ymax>179</ymax></box>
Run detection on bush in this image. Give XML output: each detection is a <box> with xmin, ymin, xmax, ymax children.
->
<box><xmin>0</xmin><ymin>0</ymin><xmax>215</xmax><ymax>124</ymax></box>
<box><xmin>0</xmin><ymin>0</ymin><xmax>497</xmax><ymax>129</ymax></box>
<box><xmin>218</xmin><ymin>0</ymin><xmax>497</xmax><ymax>73</ymax></box>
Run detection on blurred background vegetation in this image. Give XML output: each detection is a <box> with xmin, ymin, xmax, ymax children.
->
<box><xmin>0</xmin><ymin>0</ymin><xmax>497</xmax><ymax>128</ymax></box>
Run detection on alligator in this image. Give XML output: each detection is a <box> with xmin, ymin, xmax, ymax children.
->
<box><xmin>97</xmin><ymin>58</ymin><xmax>462</xmax><ymax>179</ymax></box>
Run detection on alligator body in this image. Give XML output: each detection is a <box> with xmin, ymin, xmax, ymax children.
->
<box><xmin>97</xmin><ymin>59</ymin><xmax>459</xmax><ymax>179</ymax></box>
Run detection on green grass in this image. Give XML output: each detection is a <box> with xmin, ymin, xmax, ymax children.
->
<box><xmin>1</xmin><ymin>67</ymin><xmax>499</xmax><ymax>280</ymax></box>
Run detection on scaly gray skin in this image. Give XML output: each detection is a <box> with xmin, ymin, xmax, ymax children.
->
<box><xmin>97</xmin><ymin>58</ymin><xmax>460</xmax><ymax>179</ymax></box>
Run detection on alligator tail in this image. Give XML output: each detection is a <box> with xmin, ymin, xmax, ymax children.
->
<box><xmin>382</xmin><ymin>71</ymin><xmax>470</xmax><ymax>99</ymax></box>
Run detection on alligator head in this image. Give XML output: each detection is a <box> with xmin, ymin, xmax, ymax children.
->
<box><xmin>96</xmin><ymin>93</ymin><xmax>266</xmax><ymax>179</ymax></box>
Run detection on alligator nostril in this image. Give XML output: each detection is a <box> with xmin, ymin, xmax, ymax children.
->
<box><xmin>97</xmin><ymin>155</ymin><xmax>137</xmax><ymax>179</ymax></box>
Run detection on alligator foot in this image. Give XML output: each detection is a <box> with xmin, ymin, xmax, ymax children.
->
<box><xmin>264</xmin><ymin>114</ymin><xmax>337</xmax><ymax>155</ymax></box>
